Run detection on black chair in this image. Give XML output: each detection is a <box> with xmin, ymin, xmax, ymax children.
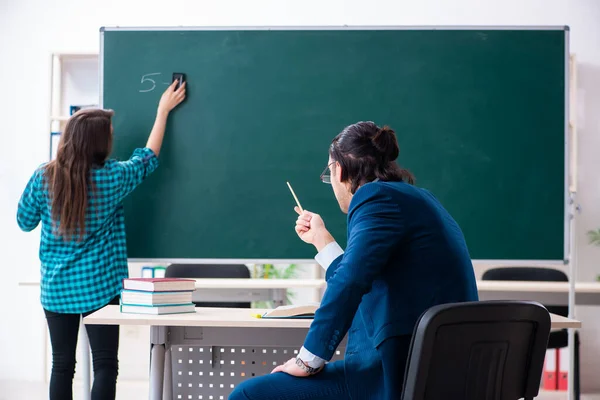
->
<box><xmin>482</xmin><ymin>267</ymin><xmax>580</xmax><ymax>399</ymax></box>
<box><xmin>165</xmin><ymin>264</ymin><xmax>251</xmax><ymax>308</ymax></box>
<box><xmin>402</xmin><ymin>301</ymin><xmax>551</xmax><ymax>400</ymax></box>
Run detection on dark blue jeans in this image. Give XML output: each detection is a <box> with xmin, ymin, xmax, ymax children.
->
<box><xmin>229</xmin><ymin>335</ymin><xmax>411</xmax><ymax>400</ymax></box>
<box><xmin>44</xmin><ymin>296</ymin><xmax>119</xmax><ymax>400</ymax></box>
<box><xmin>229</xmin><ymin>360</ymin><xmax>349</xmax><ymax>400</ymax></box>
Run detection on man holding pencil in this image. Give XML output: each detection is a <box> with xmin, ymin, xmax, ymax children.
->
<box><xmin>230</xmin><ymin>121</ymin><xmax>478</xmax><ymax>400</ymax></box>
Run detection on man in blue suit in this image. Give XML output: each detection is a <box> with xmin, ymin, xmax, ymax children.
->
<box><xmin>230</xmin><ymin>122</ymin><xmax>479</xmax><ymax>400</ymax></box>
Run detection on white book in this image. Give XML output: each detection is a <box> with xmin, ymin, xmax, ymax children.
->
<box><xmin>120</xmin><ymin>303</ymin><xmax>196</xmax><ymax>315</ymax></box>
<box><xmin>121</xmin><ymin>290</ymin><xmax>193</xmax><ymax>306</ymax></box>
<box><xmin>262</xmin><ymin>302</ymin><xmax>320</xmax><ymax>319</ymax></box>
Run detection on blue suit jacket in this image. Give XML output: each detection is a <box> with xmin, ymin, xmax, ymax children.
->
<box><xmin>303</xmin><ymin>181</ymin><xmax>479</xmax><ymax>399</ymax></box>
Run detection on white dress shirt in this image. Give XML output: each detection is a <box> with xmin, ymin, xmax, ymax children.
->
<box><xmin>297</xmin><ymin>241</ymin><xmax>344</xmax><ymax>369</ymax></box>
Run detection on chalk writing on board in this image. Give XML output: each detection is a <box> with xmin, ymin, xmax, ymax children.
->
<box><xmin>139</xmin><ymin>73</ymin><xmax>161</xmax><ymax>93</ymax></box>
<box><xmin>139</xmin><ymin>73</ymin><xmax>174</xmax><ymax>93</ymax></box>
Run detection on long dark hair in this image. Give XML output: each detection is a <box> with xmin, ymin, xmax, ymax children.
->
<box><xmin>329</xmin><ymin>121</ymin><xmax>415</xmax><ymax>194</ymax></box>
<box><xmin>44</xmin><ymin>109</ymin><xmax>114</xmax><ymax>238</ymax></box>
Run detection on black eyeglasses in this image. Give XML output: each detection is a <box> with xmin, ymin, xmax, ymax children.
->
<box><xmin>320</xmin><ymin>162</ymin><xmax>335</xmax><ymax>184</ymax></box>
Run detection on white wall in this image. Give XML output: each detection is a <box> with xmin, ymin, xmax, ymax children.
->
<box><xmin>1</xmin><ymin>0</ymin><xmax>599</xmax><ymax>391</ymax></box>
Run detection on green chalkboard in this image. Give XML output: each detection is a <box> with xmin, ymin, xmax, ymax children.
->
<box><xmin>101</xmin><ymin>27</ymin><xmax>567</xmax><ymax>261</ymax></box>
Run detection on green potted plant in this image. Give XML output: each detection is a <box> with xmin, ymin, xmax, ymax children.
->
<box><xmin>588</xmin><ymin>229</ymin><xmax>600</xmax><ymax>246</ymax></box>
<box><xmin>251</xmin><ymin>264</ymin><xmax>299</xmax><ymax>308</ymax></box>
<box><xmin>588</xmin><ymin>229</ymin><xmax>600</xmax><ymax>281</ymax></box>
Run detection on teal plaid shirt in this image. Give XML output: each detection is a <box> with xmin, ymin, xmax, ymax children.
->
<box><xmin>17</xmin><ymin>148</ymin><xmax>158</xmax><ymax>313</ymax></box>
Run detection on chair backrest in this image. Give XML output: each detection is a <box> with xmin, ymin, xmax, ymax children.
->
<box><xmin>402</xmin><ymin>301</ymin><xmax>551</xmax><ymax>400</ymax></box>
<box><xmin>165</xmin><ymin>264</ymin><xmax>251</xmax><ymax>308</ymax></box>
<box><xmin>481</xmin><ymin>266</ymin><xmax>568</xmax><ymax>317</ymax></box>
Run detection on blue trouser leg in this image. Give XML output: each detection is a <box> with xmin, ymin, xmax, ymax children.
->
<box><xmin>229</xmin><ymin>360</ymin><xmax>349</xmax><ymax>400</ymax></box>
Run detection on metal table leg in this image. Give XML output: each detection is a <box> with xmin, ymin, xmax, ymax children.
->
<box><xmin>163</xmin><ymin>344</ymin><xmax>173</xmax><ymax>400</ymax></box>
<box><xmin>150</xmin><ymin>326</ymin><xmax>167</xmax><ymax>400</ymax></box>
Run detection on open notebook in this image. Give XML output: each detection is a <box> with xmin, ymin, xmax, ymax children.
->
<box><xmin>261</xmin><ymin>303</ymin><xmax>319</xmax><ymax>319</ymax></box>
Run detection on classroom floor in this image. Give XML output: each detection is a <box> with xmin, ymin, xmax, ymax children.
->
<box><xmin>0</xmin><ymin>380</ymin><xmax>147</xmax><ymax>400</ymax></box>
<box><xmin>0</xmin><ymin>380</ymin><xmax>598</xmax><ymax>400</ymax></box>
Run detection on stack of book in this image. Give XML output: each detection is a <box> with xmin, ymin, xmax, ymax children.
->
<box><xmin>120</xmin><ymin>278</ymin><xmax>196</xmax><ymax>315</ymax></box>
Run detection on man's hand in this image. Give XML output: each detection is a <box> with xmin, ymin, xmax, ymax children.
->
<box><xmin>294</xmin><ymin>207</ymin><xmax>335</xmax><ymax>252</ymax></box>
<box><xmin>271</xmin><ymin>358</ymin><xmax>321</xmax><ymax>377</ymax></box>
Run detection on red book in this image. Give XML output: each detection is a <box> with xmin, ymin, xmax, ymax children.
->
<box><xmin>543</xmin><ymin>349</ymin><xmax>558</xmax><ymax>391</ymax></box>
<box><xmin>123</xmin><ymin>278</ymin><xmax>196</xmax><ymax>292</ymax></box>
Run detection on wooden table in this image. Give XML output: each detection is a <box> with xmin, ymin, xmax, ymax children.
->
<box><xmin>85</xmin><ymin>306</ymin><xmax>344</xmax><ymax>400</ymax></box>
<box><xmin>192</xmin><ymin>279</ymin><xmax>600</xmax><ymax>306</ymax></box>
<box><xmin>476</xmin><ymin>281</ymin><xmax>600</xmax><ymax>305</ymax></box>
<box><xmin>85</xmin><ymin>304</ymin><xmax>580</xmax><ymax>329</ymax></box>
<box><xmin>84</xmin><ymin>305</ymin><xmax>580</xmax><ymax>400</ymax></box>
<box><xmin>19</xmin><ymin>278</ymin><xmax>326</xmax><ymax>306</ymax></box>
<box><xmin>21</xmin><ymin>278</ymin><xmax>600</xmax><ymax>306</ymax></box>
<box><xmin>22</xmin><ymin>277</ymin><xmax>596</xmax><ymax>399</ymax></box>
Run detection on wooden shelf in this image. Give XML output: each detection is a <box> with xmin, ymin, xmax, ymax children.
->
<box><xmin>54</xmin><ymin>53</ymin><xmax>98</xmax><ymax>60</ymax></box>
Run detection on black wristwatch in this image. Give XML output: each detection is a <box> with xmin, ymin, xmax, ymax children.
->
<box><xmin>295</xmin><ymin>356</ymin><xmax>321</xmax><ymax>375</ymax></box>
